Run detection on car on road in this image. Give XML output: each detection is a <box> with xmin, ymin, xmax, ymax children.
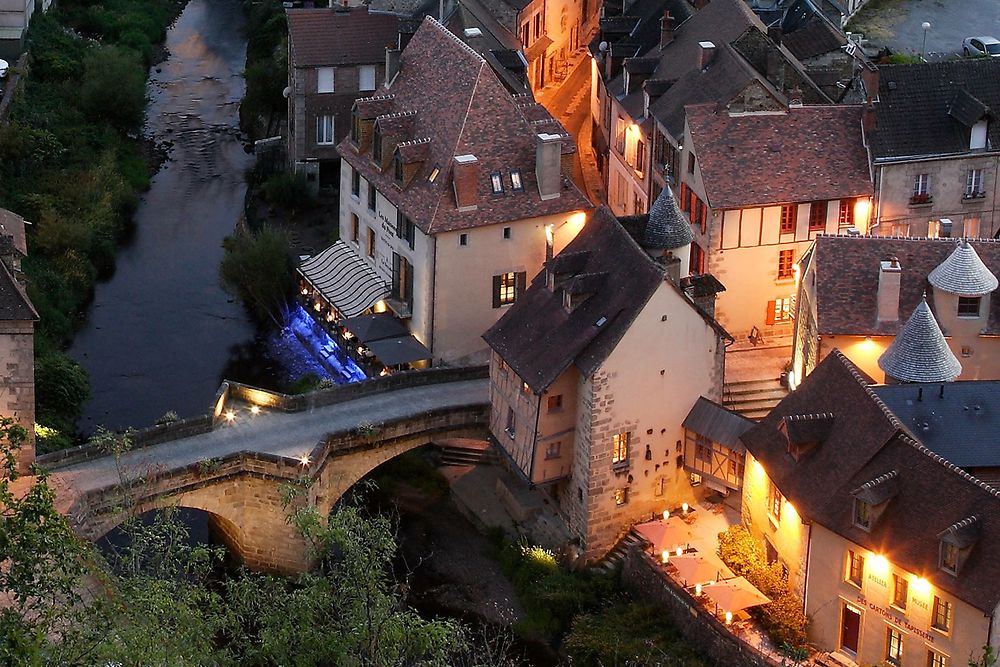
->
<box><xmin>963</xmin><ymin>36</ymin><xmax>1000</xmax><ymax>57</ymax></box>
<box><xmin>0</xmin><ymin>59</ymin><xmax>8</xmax><ymax>78</ymax></box>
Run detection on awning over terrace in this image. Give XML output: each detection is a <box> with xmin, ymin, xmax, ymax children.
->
<box><xmin>298</xmin><ymin>241</ymin><xmax>389</xmax><ymax>318</ymax></box>
<box><xmin>368</xmin><ymin>335</ymin><xmax>432</xmax><ymax>366</ymax></box>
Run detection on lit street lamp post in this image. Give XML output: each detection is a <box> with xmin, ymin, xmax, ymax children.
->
<box><xmin>920</xmin><ymin>21</ymin><xmax>931</xmax><ymax>60</ymax></box>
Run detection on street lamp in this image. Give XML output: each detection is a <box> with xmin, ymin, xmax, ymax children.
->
<box><xmin>920</xmin><ymin>22</ymin><xmax>931</xmax><ymax>59</ymax></box>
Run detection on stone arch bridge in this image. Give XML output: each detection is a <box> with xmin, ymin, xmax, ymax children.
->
<box><xmin>37</xmin><ymin>367</ymin><xmax>489</xmax><ymax>573</ymax></box>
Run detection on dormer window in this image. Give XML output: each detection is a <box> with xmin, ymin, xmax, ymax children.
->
<box><xmin>940</xmin><ymin>541</ymin><xmax>959</xmax><ymax>574</ymax></box>
<box><xmin>853</xmin><ymin>499</ymin><xmax>872</xmax><ymax>531</ymax></box>
<box><xmin>351</xmin><ymin>108</ymin><xmax>361</xmax><ymax>146</ymax></box>
<box><xmin>372</xmin><ymin>126</ymin><xmax>383</xmax><ymax>164</ymax></box>
<box><xmin>490</xmin><ymin>171</ymin><xmax>504</xmax><ymax>195</ymax></box>
<box><xmin>938</xmin><ymin>516</ymin><xmax>979</xmax><ymax>576</ymax></box>
<box><xmin>394</xmin><ymin>152</ymin><xmax>403</xmax><ymax>184</ymax></box>
<box><xmin>510</xmin><ymin>169</ymin><xmax>523</xmax><ymax>191</ymax></box>
<box><xmin>957</xmin><ymin>296</ymin><xmax>981</xmax><ymax>317</ymax></box>
<box><xmin>428</xmin><ymin>164</ymin><xmax>440</xmax><ymax>182</ymax></box>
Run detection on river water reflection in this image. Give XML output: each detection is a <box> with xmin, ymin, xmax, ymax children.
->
<box><xmin>68</xmin><ymin>0</ymin><xmax>294</xmax><ymax>435</ymax></box>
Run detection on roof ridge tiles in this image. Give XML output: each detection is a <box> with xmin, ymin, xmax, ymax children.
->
<box><xmin>784</xmin><ymin>412</ymin><xmax>835</xmax><ymax>421</ymax></box>
<box><xmin>375</xmin><ymin>110</ymin><xmax>417</xmax><ymax>120</ymax></box>
<box><xmin>424</xmin><ymin>15</ymin><xmax>485</xmax><ymax>63</ymax></box>
<box><xmin>357</xmin><ymin>94</ymin><xmax>395</xmax><ymax>103</ymax></box>
<box><xmin>896</xmin><ymin>431</ymin><xmax>1000</xmax><ymax>498</ymax></box>
<box><xmin>829</xmin><ymin>349</ymin><xmax>905</xmax><ymax>429</ymax></box>
<box><xmin>397</xmin><ymin>137</ymin><xmax>431</xmax><ymax>147</ymax></box>
<box><xmin>852</xmin><ymin>469</ymin><xmax>898</xmax><ymax>492</ymax></box>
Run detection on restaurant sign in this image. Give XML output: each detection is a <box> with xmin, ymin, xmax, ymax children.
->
<box><xmin>856</xmin><ymin>594</ymin><xmax>935</xmax><ymax>643</ymax></box>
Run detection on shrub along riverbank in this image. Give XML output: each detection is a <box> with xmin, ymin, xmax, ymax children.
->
<box><xmin>0</xmin><ymin>0</ymin><xmax>184</xmax><ymax>450</ymax></box>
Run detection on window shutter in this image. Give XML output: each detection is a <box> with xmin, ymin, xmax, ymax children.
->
<box><xmin>405</xmin><ymin>258</ymin><xmax>414</xmax><ymax>303</ymax></box>
<box><xmin>700</xmin><ymin>202</ymin><xmax>707</xmax><ymax>233</ymax></box>
<box><xmin>515</xmin><ymin>271</ymin><xmax>526</xmax><ymax>299</ymax></box>
<box><xmin>765</xmin><ymin>301</ymin><xmax>776</xmax><ymax>326</ymax></box>
<box><xmin>492</xmin><ymin>275</ymin><xmax>502</xmax><ymax>309</ymax></box>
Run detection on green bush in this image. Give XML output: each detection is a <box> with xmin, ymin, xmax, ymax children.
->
<box><xmin>260</xmin><ymin>172</ymin><xmax>314</xmax><ymax>212</ymax></box>
<box><xmin>219</xmin><ymin>225</ymin><xmax>295</xmax><ymax>324</ymax></box>
<box><xmin>79</xmin><ymin>46</ymin><xmax>147</xmax><ymax>132</ymax></box>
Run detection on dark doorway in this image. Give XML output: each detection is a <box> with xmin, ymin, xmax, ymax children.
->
<box><xmin>840</xmin><ymin>603</ymin><xmax>861</xmax><ymax>654</ymax></box>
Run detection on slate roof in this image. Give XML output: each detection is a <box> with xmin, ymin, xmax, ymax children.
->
<box><xmin>685</xmin><ymin>103</ymin><xmax>872</xmax><ymax>209</ymax></box>
<box><xmin>644</xmin><ymin>185</ymin><xmax>692</xmax><ymax>250</ymax></box>
<box><xmin>0</xmin><ymin>260</ymin><xmax>36</xmax><ymax>322</ymax></box>
<box><xmin>780</xmin><ymin>15</ymin><xmax>846</xmax><ymax>62</ymax></box>
<box><xmin>868</xmin><ymin>59</ymin><xmax>1000</xmax><ymax>161</ymax></box>
<box><xmin>874</xmin><ymin>382</ymin><xmax>1000</xmax><ymax>469</ymax></box>
<box><xmin>741</xmin><ymin>350</ymin><xmax>1000</xmax><ymax>613</ymax></box>
<box><xmin>287</xmin><ymin>7</ymin><xmax>400</xmax><ymax>67</ymax></box>
<box><xmin>877</xmin><ymin>299</ymin><xmax>963</xmax><ymax>383</ymax></box>
<box><xmin>810</xmin><ymin>236</ymin><xmax>1000</xmax><ymax>336</ymax></box>
<box><xmin>927</xmin><ymin>240</ymin><xmax>999</xmax><ymax>297</ymax></box>
<box><xmin>482</xmin><ymin>207</ymin><xmax>666</xmax><ymax>393</ymax></box>
<box><xmin>338</xmin><ymin>17</ymin><xmax>590</xmax><ymax>235</ymax></box>
<box><xmin>683</xmin><ymin>397</ymin><xmax>753</xmax><ymax>450</ymax></box>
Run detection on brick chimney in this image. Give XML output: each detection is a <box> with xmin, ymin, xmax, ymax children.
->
<box><xmin>861</xmin><ymin>63</ymin><xmax>880</xmax><ymax>104</ymax></box>
<box><xmin>452</xmin><ymin>154</ymin><xmax>480</xmax><ymax>211</ymax></box>
<box><xmin>862</xmin><ymin>101</ymin><xmax>877</xmax><ymax>133</ymax></box>
<box><xmin>697</xmin><ymin>41</ymin><xmax>716</xmax><ymax>69</ymax></box>
<box><xmin>877</xmin><ymin>257</ymin><xmax>902</xmax><ymax>322</ymax></box>
<box><xmin>385</xmin><ymin>47</ymin><xmax>401</xmax><ymax>87</ymax></box>
<box><xmin>660</xmin><ymin>11</ymin><xmax>674</xmax><ymax>50</ymax></box>
<box><xmin>535</xmin><ymin>133</ymin><xmax>563</xmax><ymax>201</ymax></box>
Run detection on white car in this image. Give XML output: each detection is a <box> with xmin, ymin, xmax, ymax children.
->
<box><xmin>963</xmin><ymin>36</ymin><xmax>1000</xmax><ymax>57</ymax></box>
<box><xmin>0</xmin><ymin>59</ymin><xmax>8</xmax><ymax>78</ymax></box>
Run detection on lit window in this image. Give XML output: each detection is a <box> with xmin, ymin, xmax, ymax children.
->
<box><xmin>510</xmin><ymin>169</ymin><xmax>523</xmax><ymax>191</ymax></box>
<box><xmin>932</xmin><ymin>596</ymin><xmax>952</xmax><ymax>632</ymax></box>
<box><xmin>490</xmin><ymin>171</ymin><xmax>504</xmax><ymax>194</ymax></box>
<box><xmin>839</xmin><ymin>198</ymin><xmax>855</xmax><ymax>227</ymax></box>
<box><xmin>612</xmin><ymin>432</ymin><xmax>630</xmax><ymax>466</ymax></box>
<box><xmin>545</xmin><ymin>441</ymin><xmax>561</xmax><ymax>459</ymax></box>
<box><xmin>928</xmin><ymin>649</ymin><xmax>949</xmax><ymax>667</ymax></box>
<box><xmin>941</xmin><ymin>542</ymin><xmax>959</xmax><ymax>574</ymax></box>
<box><xmin>964</xmin><ymin>216</ymin><xmax>981</xmax><ymax>238</ymax></box>
<box><xmin>886</xmin><ymin>626</ymin><xmax>903</xmax><ymax>665</ymax></box>
<box><xmin>494</xmin><ymin>272</ymin><xmax>518</xmax><ymax>307</ymax></box>
<box><xmin>767</xmin><ymin>481</ymin><xmax>782</xmax><ymax>521</ymax></box>
<box><xmin>847</xmin><ymin>550</ymin><xmax>864</xmax><ymax>586</ymax></box>
<box><xmin>854</xmin><ymin>499</ymin><xmax>872</xmax><ymax>530</ymax></box>
<box><xmin>809</xmin><ymin>201</ymin><xmax>828</xmax><ymax>231</ymax></box>
<box><xmin>316</xmin><ymin>115</ymin><xmax>335</xmax><ymax>145</ymax></box>
<box><xmin>780</xmin><ymin>204</ymin><xmax>797</xmax><ymax>233</ymax></box>
<box><xmin>892</xmin><ymin>573</ymin><xmax>908</xmax><ymax>610</ymax></box>
<box><xmin>773</xmin><ymin>296</ymin><xmax>796</xmax><ymax>322</ymax></box>
<box><xmin>958</xmin><ymin>296</ymin><xmax>981</xmax><ymax>317</ymax></box>
<box><xmin>547</xmin><ymin>394</ymin><xmax>563</xmax><ymax>412</ymax></box>
<box><xmin>428</xmin><ymin>165</ymin><xmax>440</xmax><ymax>182</ymax></box>
<box><xmin>777</xmin><ymin>249</ymin><xmax>795</xmax><ymax>279</ymax></box>
<box><xmin>317</xmin><ymin>66</ymin><xmax>335</xmax><ymax>93</ymax></box>
<box><xmin>614</xmin><ymin>488</ymin><xmax>628</xmax><ymax>505</ymax></box>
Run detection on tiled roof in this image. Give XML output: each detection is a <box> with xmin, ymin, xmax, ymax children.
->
<box><xmin>685</xmin><ymin>104</ymin><xmax>872</xmax><ymax>209</ymax></box>
<box><xmin>868</xmin><ymin>59</ymin><xmax>1000</xmax><ymax>160</ymax></box>
<box><xmin>683</xmin><ymin>397</ymin><xmax>753</xmax><ymax>450</ymax></box>
<box><xmin>810</xmin><ymin>236</ymin><xmax>1000</xmax><ymax>336</ymax></box>
<box><xmin>338</xmin><ymin>17</ymin><xmax>590</xmax><ymax>235</ymax></box>
<box><xmin>287</xmin><ymin>7</ymin><xmax>400</xmax><ymax>67</ymax></box>
<box><xmin>0</xmin><ymin>260</ymin><xmax>36</xmax><ymax>322</ymax></box>
<box><xmin>644</xmin><ymin>185</ymin><xmax>692</xmax><ymax>250</ymax></box>
<box><xmin>927</xmin><ymin>240</ymin><xmax>999</xmax><ymax>297</ymax></box>
<box><xmin>877</xmin><ymin>298</ymin><xmax>962</xmax><ymax>383</ymax></box>
<box><xmin>482</xmin><ymin>208</ymin><xmax>667</xmax><ymax>393</ymax></box>
<box><xmin>780</xmin><ymin>15</ymin><xmax>846</xmax><ymax>62</ymax></box>
<box><xmin>741</xmin><ymin>351</ymin><xmax>1000</xmax><ymax>613</ymax></box>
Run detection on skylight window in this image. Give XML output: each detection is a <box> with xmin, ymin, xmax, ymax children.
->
<box><xmin>490</xmin><ymin>171</ymin><xmax>504</xmax><ymax>195</ymax></box>
<box><xmin>510</xmin><ymin>169</ymin><xmax>524</xmax><ymax>191</ymax></box>
<box><xmin>428</xmin><ymin>165</ymin><xmax>440</xmax><ymax>182</ymax></box>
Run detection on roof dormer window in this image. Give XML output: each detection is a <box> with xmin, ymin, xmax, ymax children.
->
<box><xmin>510</xmin><ymin>169</ymin><xmax>523</xmax><ymax>192</ymax></box>
<box><xmin>940</xmin><ymin>541</ymin><xmax>959</xmax><ymax>575</ymax></box>
<box><xmin>394</xmin><ymin>151</ymin><xmax>403</xmax><ymax>184</ymax></box>
<box><xmin>853</xmin><ymin>499</ymin><xmax>872</xmax><ymax>531</ymax></box>
<box><xmin>428</xmin><ymin>164</ymin><xmax>440</xmax><ymax>182</ymax></box>
<box><xmin>351</xmin><ymin>107</ymin><xmax>361</xmax><ymax>146</ymax></box>
<box><xmin>937</xmin><ymin>515</ymin><xmax>979</xmax><ymax>576</ymax></box>
<box><xmin>849</xmin><ymin>470</ymin><xmax>898</xmax><ymax>533</ymax></box>
<box><xmin>372</xmin><ymin>125</ymin><xmax>383</xmax><ymax>164</ymax></box>
<box><xmin>490</xmin><ymin>171</ymin><xmax>504</xmax><ymax>195</ymax></box>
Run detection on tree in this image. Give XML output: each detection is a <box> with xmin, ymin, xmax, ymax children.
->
<box><xmin>79</xmin><ymin>45</ymin><xmax>146</xmax><ymax>132</ymax></box>
<box><xmin>219</xmin><ymin>225</ymin><xmax>295</xmax><ymax>325</ymax></box>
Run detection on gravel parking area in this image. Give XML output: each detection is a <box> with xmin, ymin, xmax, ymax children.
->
<box><xmin>848</xmin><ymin>0</ymin><xmax>1000</xmax><ymax>60</ymax></box>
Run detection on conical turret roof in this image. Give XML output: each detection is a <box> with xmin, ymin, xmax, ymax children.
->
<box><xmin>928</xmin><ymin>240</ymin><xmax>998</xmax><ymax>297</ymax></box>
<box><xmin>643</xmin><ymin>186</ymin><xmax>693</xmax><ymax>250</ymax></box>
<box><xmin>878</xmin><ymin>298</ymin><xmax>961</xmax><ymax>383</ymax></box>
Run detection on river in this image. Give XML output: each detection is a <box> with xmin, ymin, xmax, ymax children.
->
<box><xmin>68</xmin><ymin>0</ymin><xmax>290</xmax><ymax>435</ymax></box>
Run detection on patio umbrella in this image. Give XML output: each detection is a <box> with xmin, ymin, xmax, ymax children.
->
<box><xmin>701</xmin><ymin>576</ymin><xmax>771</xmax><ymax>613</ymax></box>
<box><xmin>341</xmin><ymin>313</ymin><xmax>409</xmax><ymax>343</ymax></box>
<box><xmin>368</xmin><ymin>335</ymin><xmax>432</xmax><ymax>366</ymax></box>
<box><xmin>670</xmin><ymin>553</ymin><xmax>734</xmax><ymax>585</ymax></box>
<box><xmin>634</xmin><ymin>517</ymin><xmax>693</xmax><ymax>553</ymax></box>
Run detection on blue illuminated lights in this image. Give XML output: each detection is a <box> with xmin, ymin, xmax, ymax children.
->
<box><xmin>277</xmin><ymin>304</ymin><xmax>367</xmax><ymax>385</ymax></box>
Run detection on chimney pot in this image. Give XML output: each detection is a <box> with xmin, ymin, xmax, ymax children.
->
<box><xmin>697</xmin><ymin>41</ymin><xmax>716</xmax><ymax>69</ymax></box>
<box><xmin>877</xmin><ymin>259</ymin><xmax>902</xmax><ymax>322</ymax></box>
<box><xmin>535</xmin><ymin>133</ymin><xmax>563</xmax><ymax>201</ymax></box>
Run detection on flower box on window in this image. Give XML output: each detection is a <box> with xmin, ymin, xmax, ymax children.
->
<box><xmin>909</xmin><ymin>193</ymin><xmax>933</xmax><ymax>205</ymax></box>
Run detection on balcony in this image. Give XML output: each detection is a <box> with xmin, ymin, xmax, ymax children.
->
<box><xmin>385</xmin><ymin>296</ymin><xmax>412</xmax><ymax>319</ymax></box>
<box><xmin>908</xmin><ymin>193</ymin><xmax>933</xmax><ymax>206</ymax></box>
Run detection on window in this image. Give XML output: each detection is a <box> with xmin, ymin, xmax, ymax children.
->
<box><xmin>853</xmin><ymin>499</ymin><xmax>872</xmax><ymax>530</ymax></box>
<box><xmin>928</xmin><ymin>649</ymin><xmax>949</xmax><ymax>667</ymax></box>
<box><xmin>932</xmin><ymin>596</ymin><xmax>952</xmax><ymax>632</ymax></box>
<box><xmin>393</xmin><ymin>153</ymin><xmax>403</xmax><ymax>183</ymax></box>
<box><xmin>547</xmin><ymin>394</ymin><xmax>563</xmax><ymax>412</ymax></box>
<box><xmin>635</xmin><ymin>140</ymin><xmax>646</xmax><ymax>174</ymax></box>
<box><xmin>809</xmin><ymin>201</ymin><xmax>828</xmax><ymax>231</ymax></box>
<box><xmin>502</xmin><ymin>226</ymin><xmax>512</xmax><ymax>239</ymax></box>
<box><xmin>391</xmin><ymin>252</ymin><xmax>413</xmax><ymax>305</ymax></box>
<box><xmin>848</xmin><ymin>550</ymin><xmax>864</xmax><ymax>586</ymax></box>
<box><xmin>839</xmin><ymin>198</ymin><xmax>855</xmax><ymax>227</ymax></box>
<box><xmin>372</xmin><ymin>126</ymin><xmax>383</xmax><ymax>163</ymax></box>
<box><xmin>773</xmin><ymin>296</ymin><xmax>796</xmax><ymax>322</ymax></box>
<box><xmin>368</xmin><ymin>183</ymin><xmax>376</xmax><ymax>211</ymax></box>
<box><xmin>886</xmin><ymin>626</ymin><xmax>903</xmax><ymax>665</ymax></box>
<box><xmin>492</xmin><ymin>272</ymin><xmax>523</xmax><ymax>308</ymax></box>
<box><xmin>767</xmin><ymin>481</ymin><xmax>782</xmax><ymax>521</ymax></box>
<box><xmin>545</xmin><ymin>441</ymin><xmax>561</xmax><ymax>459</ymax></box>
<box><xmin>941</xmin><ymin>542</ymin><xmax>959</xmax><ymax>574</ymax></box>
<box><xmin>966</xmin><ymin>169</ymin><xmax>984</xmax><ymax>197</ymax></box>
<box><xmin>964</xmin><ymin>216</ymin><xmax>980</xmax><ymax>238</ymax></box>
<box><xmin>316</xmin><ymin>115</ymin><xmax>335</xmax><ymax>145</ymax></box>
<box><xmin>505</xmin><ymin>408</ymin><xmax>515</xmax><ymax>439</ymax></box>
<box><xmin>780</xmin><ymin>204</ymin><xmax>797</xmax><ymax>233</ymax></box>
<box><xmin>777</xmin><ymin>249</ymin><xmax>795</xmax><ymax>279</ymax></box>
<box><xmin>350</xmin><ymin>213</ymin><xmax>359</xmax><ymax>243</ymax></box>
<box><xmin>614</xmin><ymin>487</ymin><xmax>628</xmax><ymax>505</ymax></box>
<box><xmin>459</xmin><ymin>233</ymin><xmax>468</xmax><ymax>246</ymax></box>
<box><xmin>958</xmin><ymin>296</ymin><xmax>982</xmax><ymax>317</ymax></box>
<box><xmin>428</xmin><ymin>165</ymin><xmax>440</xmax><ymax>182</ymax></box>
<box><xmin>614</xmin><ymin>118</ymin><xmax>626</xmax><ymax>154</ymax></box>
<box><xmin>396</xmin><ymin>211</ymin><xmax>415</xmax><ymax>250</ymax></box>
<box><xmin>351</xmin><ymin>108</ymin><xmax>361</xmax><ymax>145</ymax></box>
<box><xmin>914</xmin><ymin>173</ymin><xmax>930</xmax><ymax>196</ymax></box>
<box><xmin>892</xmin><ymin>574</ymin><xmax>908</xmax><ymax>610</ymax></box>
<box><xmin>695</xmin><ymin>441</ymin><xmax>712</xmax><ymax>463</ymax></box>
<box><xmin>366</xmin><ymin>227</ymin><xmax>376</xmax><ymax>258</ymax></box>
<box><xmin>351</xmin><ymin>169</ymin><xmax>361</xmax><ymax>197</ymax></box>
<box><xmin>680</xmin><ymin>182</ymin><xmax>689</xmax><ymax>210</ymax></box>
<box><xmin>358</xmin><ymin>64</ymin><xmax>376</xmax><ymax>92</ymax></box>
<box><xmin>510</xmin><ymin>170</ymin><xmax>523</xmax><ymax>191</ymax></box>
<box><xmin>490</xmin><ymin>171</ymin><xmax>504</xmax><ymax>194</ymax></box>
<box><xmin>612</xmin><ymin>432</ymin><xmax>630</xmax><ymax>466</ymax></box>
<box><xmin>317</xmin><ymin>67</ymin><xmax>335</xmax><ymax>93</ymax></box>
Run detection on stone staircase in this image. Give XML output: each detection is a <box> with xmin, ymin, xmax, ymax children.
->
<box><xmin>436</xmin><ymin>438</ymin><xmax>497</xmax><ymax>466</ymax></box>
<box><xmin>723</xmin><ymin>377</ymin><xmax>788</xmax><ymax>420</ymax></box>
<box><xmin>812</xmin><ymin>652</ymin><xmax>857</xmax><ymax>667</ymax></box>
<box><xmin>592</xmin><ymin>528</ymin><xmax>645</xmax><ymax>574</ymax></box>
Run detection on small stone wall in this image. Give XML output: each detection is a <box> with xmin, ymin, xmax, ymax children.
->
<box><xmin>621</xmin><ymin>547</ymin><xmax>784</xmax><ymax>667</ymax></box>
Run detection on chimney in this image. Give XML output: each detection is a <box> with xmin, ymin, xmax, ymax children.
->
<box><xmin>767</xmin><ymin>25</ymin><xmax>783</xmax><ymax>45</ymax></box>
<box><xmin>660</xmin><ymin>11</ymin><xmax>674</xmax><ymax>50</ymax></box>
<box><xmin>697</xmin><ymin>41</ymin><xmax>716</xmax><ymax>69</ymax></box>
<box><xmin>535</xmin><ymin>133</ymin><xmax>563</xmax><ymax>201</ymax></box>
<box><xmin>862</xmin><ymin>101</ymin><xmax>877</xmax><ymax>133</ymax></box>
<box><xmin>788</xmin><ymin>86</ymin><xmax>803</xmax><ymax>108</ymax></box>
<box><xmin>452</xmin><ymin>154</ymin><xmax>480</xmax><ymax>211</ymax></box>
<box><xmin>877</xmin><ymin>257</ymin><xmax>902</xmax><ymax>322</ymax></box>
<box><xmin>861</xmin><ymin>63</ymin><xmax>880</xmax><ymax>104</ymax></box>
<box><xmin>385</xmin><ymin>47</ymin><xmax>401</xmax><ymax>87</ymax></box>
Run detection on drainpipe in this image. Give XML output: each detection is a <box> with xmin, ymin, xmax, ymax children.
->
<box><xmin>428</xmin><ymin>235</ymin><xmax>437</xmax><ymax>362</ymax></box>
<box><xmin>992</xmin><ymin>154</ymin><xmax>999</xmax><ymax>236</ymax></box>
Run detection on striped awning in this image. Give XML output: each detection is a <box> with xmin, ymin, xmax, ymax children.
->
<box><xmin>297</xmin><ymin>241</ymin><xmax>389</xmax><ymax>318</ymax></box>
